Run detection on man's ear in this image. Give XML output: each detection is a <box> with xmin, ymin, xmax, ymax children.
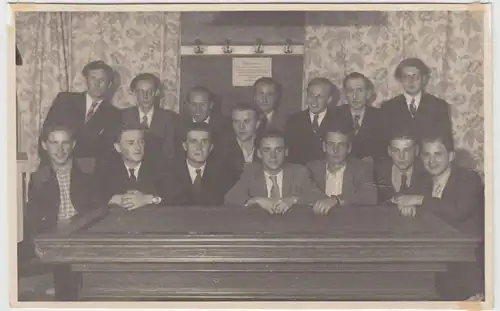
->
<box><xmin>449</xmin><ymin>151</ymin><xmax>456</xmax><ymax>163</ymax></box>
<box><xmin>387</xmin><ymin>146</ymin><xmax>391</xmax><ymax>157</ymax></box>
<box><xmin>182</xmin><ymin>141</ymin><xmax>188</xmax><ymax>152</ymax></box>
<box><xmin>257</xmin><ymin>149</ymin><xmax>262</xmax><ymax>160</ymax></box>
<box><xmin>421</xmin><ymin>74</ymin><xmax>430</xmax><ymax>89</ymax></box>
<box><xmin>41</xmin><ymin>141</ymin><xmax>48</xmax><ymax>151</ymax></box>
<box><xmin>71</xmin><ymin>141</ymin><xmax>76</xmax><ymax>150</ymax></box>
<box><xmin>113</xmin><ymin>142</ymin><xmax>121</xmax><ymax>154</ymax></box>
<box><xmin>347</xmin><ymin>142</ymin><xmax>352</xmax><ymax>154</ymax></box>
<box><xmin>208</xmin><ymin>143</ymin><xmax>214</xmax><ymax>154</ymax></box>
<box><xmin>284</xmin><ymin>148</ymin><xmax>289</xmax><ymax>158</ymax></box>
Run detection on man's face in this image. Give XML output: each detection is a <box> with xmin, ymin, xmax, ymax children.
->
<box><xmin>420</xmin><ymin>141</ymin><xmax>454</xmax><ymax>177</ymax></box>
<box><xmin>187</xmin><ymin>92</ymin><xmax>212</xmax><ymax>123</ymax></box>
<box><xmin>388</xmin><ymin>138</ymin><xmax>418</xmax><ymax>171</ymax></box>
<box><xmin>232</xmin><ymin>109</ymin><xmax>261</xmax><ymax>142</ymax></box>
<box><xmin>42</xmin><ymin>130</ymin><xmax>75</xmax><ymax>166</ymax></box>
<box><xmin>114</xmin><ymin>130</ymin><xmax>145</xmax><ymax>164</ymax></box>
<box><xmin>86</xmin><ymin>69</ymin><xmax>112</xmax><ymax>99</ymax></box>
<box><xmin>254</xmin><ymin>82</ymin><xmax>278</xmax><ymax>114</ymax></box>
<box><xmin>258</xmin><ymin>136</ymin><xmax>287</xmax><ymax>173</ymax></box>
<box><xmin>306</xmin><ymin>82</ymin><xmax>331</xmax><ymax>114</ymax></box>
<box><xmin>183</xmin><ymin>130</ymin><xmax>213</xmax><ymax>165</ymax></box>
<box><xmin>134</xmin><ymin>79</ymin><xmax>158</xmax><ymax>110</ymax></box>
<box><xmin>323</xmin><ymin>132</ymin><xmax>351</xmax><ymax>166</ymax></box>
<box><xmin>345</xmin><ymin>77</ymin><xmax>368</xmax><ymax>111</ymax></box>
<box><xmin>400</xmin><ymin>66</ymin><xmax>424</xmax><ymax>96</ymax></box>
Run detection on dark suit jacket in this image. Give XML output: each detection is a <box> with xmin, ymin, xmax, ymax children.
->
<box><xmin>39</xmin><ymin>92</ymin><xmax>122</xmax><ymax>163</ymax></box>
<box><xmin>225</xmin><ymin>162</ymin><xmax>326</xmax><ymax>206</ymax></box>
<box><xmin>258</xmin><ymin>108</ymin><xmax>288</xmax><ymax>134</ymax></box>
<box><xmin>374</xmin><ymin>159</ymin><xmax>431</xmax><ymax>203</ymax></box>
<box><xmin>25</xmin><ymin>158</ymin><xmax>99</xmax><ymax>236</ymax></box>
<box><xmin>285</xmin><ymin>109</ymin><xmax>339</xmax><ymax>165</ymax></box>
<box><xmin>97</xmin><ymin>153</ymin><xmax>169</xmax><ymax>205</ymax></box>
<box><xmin>332</xmin><ymin>105</ymin><xmax>386</xmax><ymax>160</ymax></box>
<box><xmin>121</xmin><ymin>106</ymin><xmax>183</xmax><ymax>160</ymax></box>
<box><xmin>307</xmin><ymin>158</ymin><xmax>377</xmax><ymax>205</ymax></box>
<box><xmin>380</xmin><ymin>92</ymin><xmax>452</xmax><ymax>143</ymax></box>
<box><xmin>165</xmin><ymin>156</ymin><xmax>233</xmax><ymax>206</ymax></box>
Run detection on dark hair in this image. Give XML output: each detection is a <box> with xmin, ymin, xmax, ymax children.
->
<box><xmin>257</xmin><ymin>128</ymin><xmax>286</xmax><ymax>148</ymax></box>
<box><xmin>129</xmin><ymin>73</ymin><xmax>161</xmax><ymax>91</ymax></box>
<box><xmin>183</xmin><ymin>122</ymin><xmax>213</xmax><ymax>142</ymax></box>
<box><xmin>185</xmin><ymin>86</ymin><xmax>214</xmax><ymax>103</ymax></box>
<box><xmin>421</xmin><ymin>133</ymin><xmax>455</xmax><ymax>152</ymax></box>
<box><xmin>253</xmin><ymin>77</ymin><xmax>283</xmax><ymax>100</ymax></box>
<box><xmin>342</xmin><ymin>72</ymin><xmax>372</xmax><ymax>90</ymax></box>
<box><xmin>231</xmin><ymin>102</ymin><xmax>263</xmax><ymax>119</ymax></box>
<box><xmin>114</xmin><ymin>124</ymin><xmax>145</xmax><ymax>143</ymax></box>
<box><xmin>82</xmin><ymin>60</ymin><xmax>114</xmax><ymax>79</ymax></box>
<box><xmin>322</xmin><ymin>125</ymin><xmax>353</xmax><ymax>143</ymax></box>
<box><xmin>307</xmin><ymin>77</ymin><xmax>341</xmax><ymax>106</ymax></box>
<box><xmin>40</xmin><ymin>124</ymin><xmax>74</xmax><ymax>142</ymax></box>
<box><xmin>394</xmin><ymin>58</ymin><xmax>430</xmax><ymax>80</ymax></box>
<box><xmin>389</xmin><ymin>128</ymin><xmax>418</xmax><ymax>147</ymax></box>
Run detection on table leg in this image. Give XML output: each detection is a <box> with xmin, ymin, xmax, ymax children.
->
<box><xmin>53</xmin><ymin>265</ymin><xmax>81</xmax><ymax>301</ymax></box>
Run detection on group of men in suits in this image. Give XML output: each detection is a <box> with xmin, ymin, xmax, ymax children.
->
<box><xmin>26</xmin><ymin>57</ymin><xmax>484</xmax><ymax>300</ymax></box>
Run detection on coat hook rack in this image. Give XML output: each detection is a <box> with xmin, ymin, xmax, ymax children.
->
<box><xmin>284</xmin><ymin>39</ymin><xmax>293</xmax><ymax>54</ymax></box>
<box><xmin>194</xmin><ymin>39</ymin><xmax>204</xmax><ymax>54</ymax></box>
<box><xmin>254</xmin><ymin>38</ymin><xmax>264</xmax><ymax>54</ymax></box>
<box><xmin>223</xmin><ymin>39</ymin><xmax>232</xmax><ymax>54</ymax></box>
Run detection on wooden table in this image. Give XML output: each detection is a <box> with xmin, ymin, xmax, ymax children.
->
<box><xmin>33</xmin><ymin>205</ymin><xmax>481</xmax><ymax>301</ymax></box>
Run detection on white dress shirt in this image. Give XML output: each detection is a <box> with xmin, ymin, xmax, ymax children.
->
<box><xmin>85</xmin><ymin>92</ymin><xmax>103</xmax><ymax>116</ymax></box>
<box><xmin>138</xmin><ymin>106</ymin><xmax>155</xmax><ymax>128</ymax></box>
<box><xmin>432</xmin><ymin>167</ymin><xmax>451</xmax><ymax>199</ymax></box>
<box><xmin>125</xmin><ymin>162</ymin><xmax>143</xmax><ymax>179</ymax></box>
<box><xmin>264</xmin><ymin>170</ymin><xmax>284</xmax><ymax>198</ymax></box>
<box><xmin>265</xmin><ymin>110</ymin><xmax>274</xmax><ymax>124</ymax></box>
<box><xmin>187</xmin><ymin>160</ymin><xmax>206</xmax><ymax>184</ymax></box>
<box><xmin>193</xmin><ymin>116</ymin><xmax>210</xmax><ymax>124</ymax></box>
<box><xmin>237</xmin><ymin>137</ymin><xmax>256</xmax><ymax>163</ymax></box>
<box><xmin>391</xmin><ymin>165</ymin><xmax>414</xmax><ymax>192</ymax></box>
<box><xmin>325</xmin><ymin>163</ymin><xmax>347</xmax><ymax>197</ymax></box>
<box><xmin>309</xmin><ymin>109</ymin><xmax>327</xmax><ymax>127</ymax></box>
<box><xmin>351</xmin><ymin>107</ymin><xmax>366</xmax><ymax>127</ymax></box>
<box><xmin>403</xmin><ymin>91</ymin><xmax>422</xmax><ymax>111</ymax></box>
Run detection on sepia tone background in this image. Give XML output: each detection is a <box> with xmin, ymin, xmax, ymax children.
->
<box><xmin>15</xmin><ymin>11</ymin><xmax>484</xmax><ymax>175</ymax></box>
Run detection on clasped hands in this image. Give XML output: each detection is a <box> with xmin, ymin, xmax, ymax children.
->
<box><xmin>109</xmin><ymin>190</ymin><xmax>154</xmax><ymax>211</ymax></box>
<box><xmin>245</xmin><ymin>197</ymin><xmax>298</xmax><ymax>215</ymax></box>
<box><xmin>390</xmin><ymin>195</ymin><xmax>424</xmax><ymax>218</ymax></box>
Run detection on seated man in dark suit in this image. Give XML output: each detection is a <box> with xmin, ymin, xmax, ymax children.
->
<box><xmin>380</xmin><ymin>58</ymin><xmax>452</xmax><ymax>144</ymax></box>
<box><xmin>39</xmin><ymin>60</ymin><xmax>122</xmax><ymax>165</ymax></box>
<box><xmin>392</xmin><ymin>134</ymin><xmax>484</xmax><ymax>300</ymax></box>
<box><xmin>225</xmin><ymin>129</ymin><xmax>326</xmax><ymax>214</ymax></box>
<box><xmin>285</xmin><ymin>77</ymin><xmax>341</xmax><ymax>165</ymax></box>
<box><xmin>26</xmin><ymin>124</ymin><xmax>99</xmax><ymax>300</ymax></box>
<box><xmin>374</xmin><ymin>129</ymin><xmax>430</xmax><ymax>204</ymax></box>
<box><xmin>168</xmin><ymin>123</ymin><xmax>233</xmax><ymax>206</ymax></box>
<box><xmin>253</xmin><ymin>77</ymin><xmax>287</xmax><ymax>133</ymax></box>
<box><xmin>121</xmin><ymin>73</ymin><xmax>183</xmax><ymax>161</ymax></box>
<box><xmin>307</xmin><ymin>127</ymin><xmax>377</xmax><ymax>215</ymax></box>
<box><xmin>99</xmin><ymin>125</ymin><xmax>166</xmax><ymax>210</ymax></box>
<box><xmin>214</xmin><ymin>102</ymin><xmax>263</xmax><ymax>183</ymax></box>
<box><xmin>334</xmin><ymin>72</ymin><xmax>385</xmax><ymax>162</ymax></box>
<box><xmin>183</xmin><ymin>86</ymin><xmax>232</xmax><ymax>145</ymax></box>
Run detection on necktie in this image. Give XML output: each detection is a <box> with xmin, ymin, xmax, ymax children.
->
<box><xmin>140</xmin><ymin>115</ymin><xmax>149</xmax><ymax>129</ymax></box>
<box><xmin>353</xmin><ymin>115</ymin><xmax>361</xmax><ymax>134</ymax></box>
<box><xmin>409</xmin><ymin>98</ymin><xmax>417</xmax><ymax>117</ymax></box>
<box><xmin>400</xmin><ymin>172</ymin><xmax>408</xmax><ymax>193</ymax></box>
<box><xmin>193</xmin><ymin>168</ymin><xmax>202</xmax><ymax>195</ymax></box>
<box><xmin>269</xmin><ymin>175</ymin><xmax>281</xmax><ymax>200</ymax></box>
<box><xmin>312</xmin><ymin>114</ymin><xmax>319</xmax><ymax>133</ymax></box>
<box><xmin>86</xmin><ymin>100</ymin><xmax>100</xmax><ymax>123</ymax></box>
<box><xmin>128</xmin><ymin>168</ymin><xmax>137</xmax><ymax>182</ymax></box>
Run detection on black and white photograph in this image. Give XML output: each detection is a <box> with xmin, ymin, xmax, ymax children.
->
<box><xmin>11</xmin><ymin>2</ymin><xmax>492</xmax><ymax>308</ymax></box>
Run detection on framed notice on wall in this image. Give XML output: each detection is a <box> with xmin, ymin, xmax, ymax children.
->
<box><xmin>232</xmin><ymin>58</ymin><xmax>272</xmax><ymax>87</ymax></box>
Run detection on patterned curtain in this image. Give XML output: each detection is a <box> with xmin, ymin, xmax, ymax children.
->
<box><xmin>303</xmin><ymin>11</ymin><xmax>484</xmax><ymax>175</ymax></box>
<box><xmin>16</xmin><ymin>12</ymin><xmax>181</xmax><ymax>171</ymax></box>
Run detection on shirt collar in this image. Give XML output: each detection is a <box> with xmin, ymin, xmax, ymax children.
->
<box><xmin>86</xmin><ymin>92</ymin><xmax>103</xmax><ymax>106</ymax></box>
<box><xmin>264</xmin><ymin>169</ymin><xmax>283</xmax><ymax>179</ymax></box>
<box><xmin>326</xmin><ymin>162</ymin><xmax>347</xmax><ymax>176</ymax></box>
<box><xmin>351</xmin><ymin>107</ymin><xmax>366</xmax><ymax>121</ymax></box>
<box><xmin>310</xmin><ymin>109</ymin><xmax>327</xmax><ymax>124</ymax></box>
<box><xmin>193</xmin><ymin>116</ymin><xmax>210</xmax><ymax>124</ymax></box>
<box><xmin>53</xmin><ymin>159</ymin><xmax>73</xmax><ymax>175</ymax></box>
<box><xmin>125</xmin><ymin>161</ymin><xmax>142</xmax><ymax>174</ymax></box>
<box><xmin>138</xmin><ymin>106</ymin><xmax>154</xmax><ymax>120</ymax></box>
<box><xmin>186</xmin><ymin>159</ymin><xmax>206</xmax><ymax>174</ymax></box>
<box><xmin>392</xmin><ymin>164</ymin><xmax>414</xmax><ymax>177</ymax></box>
<box><xmin>403</xmin><ymin>91</ymin><xmax>422</xmax><ymax>109</ymax></box>
<box><xmin>433</xmin><ymin>166</ymin><xmax>452</xmax><ymax>188</ymax></box>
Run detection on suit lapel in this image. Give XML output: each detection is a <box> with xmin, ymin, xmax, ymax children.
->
<box><xmin>341</xmin><ymin>159</ymin><xmax>355</xmax><ymax>197</ymax></box>
<box><xmin>282</xmin><ymin>165</ymin><xmax>292</xmax><ymax>198</ymax></box>
<box><xmin>76</xmin><ymin>92</ymin><xmax>87</xmax><ymax>124</ymax></box>
<box><xmin>149</xmin><ymin>107</ymin><xmax>164</xmax><ymax>135</ymax></box>
<box><xmin>254</xmin><ymin>166</ymin><xmax>268</xmax><ymax>198</ymax></box>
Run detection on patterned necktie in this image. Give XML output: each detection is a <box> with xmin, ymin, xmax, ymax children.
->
<box><xmin>409</xmin><ymin>98</ymin><xmax>417</xmax><ymax>117</ymax></box>
<box><xmin>353</xmin><ymin>115</ymin><xmax>361</xmax><ymax>134</ymax></box>
<box><xmin>193</xmin><ymin>168</ymin><xmax>203</xmax><ymax>197</ymax></box>
<box><xmin>128</xmin><ymin>168</ymin><xmax>137</xmax><ymax>183</ymax></box>
<box><xmin>400</xmin><ymin>172</ymin><xmax>408</xmax><ymax>193</ymax></box>
<box><xmin>269</xmin><ymin>175</ymin><xmax>281</xmax><ymax>200</ymax></box>
<box><xmin>312</xmin><ymin>114</ymin><xmax>319</xmax><ymax>133</ymax></box>
<box><xmin>86</xmin><ymin>100</ymin><xmax>100</xmax><ymax>123</ymax></box>
<box><xmin>140</xmin><ymin>115</ymin><xmax>149</xmax><ymax>129</ymax></box>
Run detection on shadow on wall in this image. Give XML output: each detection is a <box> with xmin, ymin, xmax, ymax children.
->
<box><xmin>454</xmin><ymin>148</ymin><xmax>478</xmax><ymax>171</ymax></box>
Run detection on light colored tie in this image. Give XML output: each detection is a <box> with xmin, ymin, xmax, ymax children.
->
<box><xmin>140</xmin><ymin>115</ymin><xmax>149</xmax><ymax>129</ymax></box>
<box><xmin>269</xmin><ymin>175</ymin><xmax>281</xmax><ymax>200</ymax></box>
<box><xmin>86</xmin><ymin>101</ymin><xmax>100</xmax><ymax>122</ymax></box>
<box><xmin>409</xmin><ymin>98</ymin><xmax>417</xmax><ymax>117</ymax></box>
<box><xmin>353</xmin><ymin>115</ymin><xmax>361</xmax><ymax>134</ymax></box>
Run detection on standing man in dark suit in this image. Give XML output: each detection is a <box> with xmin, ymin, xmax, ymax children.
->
<box><xmin>39</xmin><ymin>60</ymin><xmax>122</xmax><ymax>165</ymax></box>
<box><xmin>380</xmin><ymin>58</ymin><xmax>453</xmax><ymax>143</ymax></box>
<box><xmin>374</xmin><ymin>129</ymin><xmax>431</xmax><ymax>203</ymax></box>
<box><xmin>334</xmin><ymin>72</ymin><xmax>385</xmax><ymax>162</ymax></box>
<box><xmin>392</xmin><ymin>134</ymin><xmax>484</xmax><ymax>300</ymax></box>
<box><xmin>99</xmin><ymin>125</ymin><xmax>167</xmax><ymax>210</ymax></box>
<box><xmin>213</xmin><ymin>102</ymin><xmax>263</xmax><ymax>184</ymax></box>
<box><xmin>183</xmin><ymin>86</ymin><xmax>232</xmax><ymax>145</ymax></box>
<box><xmin>225</xmin><ymin>129</ymin><xmax>326</xmax><ymax>214</ymax></box>
<box><xmin>121</xmin><ymin>73</ymin><xmax>183</xmax><ymax>161</ymax></box>
<box><xmin>285</xmin><ymin>77</ymin><xmax>341</xmax><ymax>165</ymax></box>
<box><xmin>26</xmin><ymin>125</ymin><xmax>99</xmax><ymax>300</ymax></box>
<box><xmin>253</xmin><ymin>77</ymin><xmax>287</xmax><ymax>133</ymax></box>
<box><xmin>167</xmin><ymin>123</ymin><xmax>233</xmax><ymax>206</ymax></box>
<box><xmin>307</xmin><ymin>126</ymin><xmax>378</xmax><ymax>215</ymax></box>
